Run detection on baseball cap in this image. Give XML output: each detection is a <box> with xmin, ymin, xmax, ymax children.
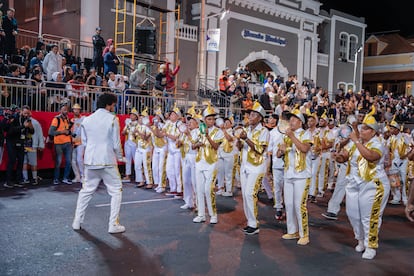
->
<box><xmin>96</xmin><ymin>27</ymin><xmax>102</xmax><ymax>31</ymax></box>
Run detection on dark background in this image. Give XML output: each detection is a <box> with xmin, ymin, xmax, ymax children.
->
<box><xmin>319</xmin><ymin>1</ymin><xmax>413</xmax><ymax>37</ymax></box>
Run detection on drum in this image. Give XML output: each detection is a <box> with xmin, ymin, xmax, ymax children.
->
<box><xmin>142</xmin><ymin>116</ymin><xmax>150</xmax><ymax>126</ymax></box>
<box><xmin>234</xmin><ymin>126</ymin><xmax>244</xmax><ymax>139</ymax></box>
<box><xmin>338</xmin><ymin>124</ymin><xmax>353</xmax><ymax>139</ymax></box>
<box><xmin>216</xmin><ymin>118</ymin><xmax>224</xmax><ymax>128</ymax></box>
<box><xmin>277</xmin><ymin>119</ymin><xmax>289</xmax><ymax>134</ymax></box>
<box><xmin>178</xmin><ymin>122</ymin><xmax>187</xmax><ymax>133</ymax></box>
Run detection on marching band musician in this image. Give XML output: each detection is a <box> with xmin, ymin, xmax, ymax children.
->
<box><xmin>192</xmin><ymin>103</ymin><xmax>224</xmax><ymax>224</ymax></box>
<box><xmin>267</xmin><ymin>111</ymin><xmax>288</xmax><ymax>220</ymax></box>
<box><xmin>216</xmin><ymin>117</ymin><xmax>237</xmax><ymax>197</ymax></box>
<box><xmin>237</xmin><ymin>101</ymin><xmax>269</xmax><ymax>235</ymax></box>
<box><xmin>276</xmin><ymin>108</ymin><xmax>312</xmax><ymax>245</ymax></box>
<box><xmin>388</xmin><ymin>118</ymin><xmax>410</xmax><ymax>206</ymax></box>
<box><xmin>176</xmin><ymin>106</ymin><xmax>201</xmax><ymax>210</ymax></box>
<box><xmin>315</xmin><ymin>110</ymin><xmax>335</xmax><ymax>198</ymax></box>
<box><xmin>134</xmin><ymin>107</ymin><xmax>154</xmax><ymax>189</ymax></box>
<box><xmin>306</xmin><ymin>111</ymin><xmax>320</xmax><ymax>203</ymax></box>
<box><xmin>334</xmin><ymin>106</ymin><xmax>390</xmax><ymax>259</ymax></box>
<box><xmin>151</xmin><ymin>106</ymin><xmax>168</xmax><ymax>193</ymax></box>
<box><xmin>121</xmin><ymin>107</ymin><xmax>139</xmax><ymax>183</ymax></box>
<box><xmin>162</xmin><ymin>104</ymin><xmax>183</xmax><ymax>197</ymax></box>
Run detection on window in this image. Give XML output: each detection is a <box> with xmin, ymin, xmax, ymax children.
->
<box><xmin>339</xmin><ymin>33</ymin><xmax>348</xmax><ymax>60</ymax></box>
<box><xmin>54</xmin><ymin>0</ymin><xmax>67</xmax><ymax>12</ymax></box>
<box><xmin>25</xmin><ymin>0</ymin><xmax>39</xmax><ymax>21</ymax></box>
<box><xmin>349</xmin><ymin>35</ymin><xmax>358</xmax><ymax>61</ymax></box>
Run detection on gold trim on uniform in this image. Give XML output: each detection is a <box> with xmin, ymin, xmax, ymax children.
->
<box><xmin>253</xmin><ymin>173</ymin><xmax>265</xmax><ymax>226</ymax></box>
<box><xmin>357</xmin><ymin>142</ymin><xmax>382</xmax><ymax>182</ymax></box>
<box><xmin>368</xmin><ymin>178</ymin><xmax>385</xmax><ymax>249</ymax></box>
<box><xmin>301</xmin><ymin>178</ymin><xmax>311</xmax><ymax>238</ymax></box>
<box><xmin>247</xmin><ymin>129</ymin><xmax>268</xmax><ymax>166</ymax></box>
<box><xmin>210</xmin><ymin>169</ymin><xmax>218</xmax><ymax>215</ymax></box>
<box><xmin>196</xmin><ymin>128</ymin><xmax>223</xmax><ymax>164</ymax></box>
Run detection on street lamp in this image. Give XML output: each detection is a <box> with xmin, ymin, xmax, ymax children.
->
<box><xmin>352</xmin><ymin>45</ymin><xmax>363</xmax><ymax>91</ymax></box>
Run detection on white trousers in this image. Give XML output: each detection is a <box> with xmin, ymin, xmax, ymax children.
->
<box><xmin>391</xmin><ymin>159</ymin><xmax>408</xmax><ymax>203</ymax></box>
<box><xmin>316</xmin><ymin>153</ymin><xmax>330</xmax><ymax>194</ymax></box>
<box><xmin>284</xmin><ymin>178</ymin><xmax>310</xmax><ymax>238</ymax></box>
<box><xmin>152</xmin><ymin>147</ymin><xmax>167</xmax><ymax>186</ymax></box>
<box><xmin>73</xmin><ymin>166</ymin><xmax>123</xmax><ymax>227</ymax></box>
<box><xmin>166</xmin><ymin>151</ymin><xmax>182</xmax><ymax>193</ymax></box>
<box><xmin>272</xmin><ymin>168</ymin><xmax>284</xmax><ymax>209</ymax></box>
<box><xmin>327</xmin><ymin>163</ymin><xmax>347</xmax><ymax>215</ymax></box>
<box><xmin>195</xmin><ymin>163</ymin><xmax>217</xmax><ymax>218</ymax></box>
<box><xmin>345</xmin><ymin>177</ymin><xmax>390</xmax><ymax>249</ymax></box>
<box><xmin>240</xmin><ymin>169</ymin><xmax>265</xmax><ymax>228</ymax></box>
<box><xmin>134</xmin><ymin>149</ymin><xmax>153</xmax><ymax>184</ymax></box>
<box><xmin>309</xmin><ymin>156</ymin><xmax>320</xmax><ymax>196</ymax></box>
<box><xmin>217</xmin><ymin>153</ymin><xmax>236</xmax><ymax>192</ymax></box>
<box><xmin>182</xmin><ymin>154</ymin><xmax>196</xmax><ymax>207</ymax></box>
<box><xmin>71</xmin><ymin>145</ymin><xmax>85</xmax><ymax>180</ymax></box>
<box><xmin>124</xmin><ymin>140</ymin><xmax>136</xmax><ymax>176</ymax></box>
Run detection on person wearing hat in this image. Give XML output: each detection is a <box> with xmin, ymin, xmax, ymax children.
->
<box><xmin>176</xmin><ymin>111</ymin><xmax>200</xmax><ymax>209</ymax></box>
<box><xmin>236</xmin><ymin>101</ymin><xmax>269</xmax><ymax>234</ymax></box>
<box><xmin>150</xmin><ymin>106</ymin><xmax>168</xmax><ymax>193</ymax></box>
<box><xmin>333</xmin><ymin>106</ymin><xmax>390</xmax><ymax>259</ymax></box>
<box><xmin>133</xmin><ymin>107</ymin><xmax>154</xmax><ymax>189</ymax></box>
<box><xmin>162</xmin><ymin>104</ymin><xmax>183</xmax><ymax>197</ymax></box>
<box><xmin>314</xmin><ymin>110</ymin><xmax>335</xmax><ymax>198</ymax></box>
<box><xmin>192</xmin><ymin>103</ymin><xmax>224</xmax><ymax>224</ymax></box>
<box><xmin>266</xmin><ymin>111</ymin><xmax>288</xmax><ymax>219</ymax></box>
<box><xmin>216</xmin><ymin>117</ymin><xmax>237</xmax><ymax>197</ymax></box>
<box><xmin>92</xmin><ymin>27</ymin><xmax>105</xmax><ymax>75</ymax></box>
<box><xmin>70</xmin><ymin>103</ymin><xmax>85</xmax><ymax>183</ymax></box>
<box><xmin>388</xmin><ymin>118</ymin><xmax>411</xmax><ymax>205</ymax></box>
<box><xmin>276</xmin><ymin>107</ymin><xmax>312</xmax><ymax>245</ymax></box>
<box><xmin>306</xmin><ymin>111</ymin><xmax>321</xmax><ymax>203</ymax></box>
<box><xmin>121</xmin><ymin>107</ymin><xmax>139</xmax><ymax>183</ymax></box>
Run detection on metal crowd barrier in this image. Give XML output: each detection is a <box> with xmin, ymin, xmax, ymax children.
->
<box><xmin>0</xmin><ymin>76</ymin><xmax>191</xmax><ymax>115</ymax></box>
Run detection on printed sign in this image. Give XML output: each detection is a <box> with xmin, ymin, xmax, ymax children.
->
<box><xmin>241</xmin><ymin>29</ymin><xmax>287</xmax><ymax>47</ymax></box>
<box><xmin>206</xmin><ymin>28</ymin><xmax>220</xmax><ymax>52</ymax></box>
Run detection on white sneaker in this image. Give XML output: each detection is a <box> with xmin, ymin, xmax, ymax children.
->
<box><xmin>210</xmin><ymin>216</ymin><xmax>218</xmax><ymax>224</ymax></box>
<box><xmin>355</xmin><ymin>240</ymin><xmax>365</xmax><ymax>252</ymax></box>
<box><xmin>62</xmin><ymin>179</ymin><xmax>73</xmax><ymax>185</ymax></box>
<box><xmin>390</xmin><ymin>199</ymin><xmax>400</xmax><ymax>205</ymax></box>
<box><xmin>216</xmin><ymin>189</ymin><xmax>224</xmax><ymax>195</ymax></box>
<box><xmin>316</xmin><ymin>192</ymin><xmax>324</xmax><ymax>198</ymax></box>
<box><xmin>192</xmin><ymin>216</ymin><xmax>206</xmax><ymax>223</ymax></box>
<box><xmin>72</xmin><ymin>178</ymin><xmax>81</xmax><ymax>183</ymax></box>
<box><xmin>156</xmin><ymin>187</ymin><xmax>165</xmax><ymax>193</ymax></box>
<box><xmin>180</xmin><ymin>204</ymin><xmax>190</xmax><ymax>209</ymax></box>
<box><xmin>108</xmin><ymin>224</ymin><xmax>126</xmax><ymax>234</ymax></box>
<box><xmin>362</xmin><ymin>248</ymin><xmax>376</xmax><ymax>260</ymax></box>
<box><xmin>222</xmin><ymin>191</ymin><xmax>233</xmax><ymax>197</ymax></box>
<box><xmin>72</xmin><ymin>219</ymin><xmax>81</xmax><ymax>230</ymax></box>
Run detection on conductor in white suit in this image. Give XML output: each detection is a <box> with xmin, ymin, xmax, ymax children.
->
<box><xmin>72</xmin><ymin>93</ymin><xmax>126</xmax><ymax>234</ymax></box>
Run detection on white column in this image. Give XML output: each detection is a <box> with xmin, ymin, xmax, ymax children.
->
<box><xmin>166</xmin><ymin>0</ymin><xmax>176</xmax><ymax>63</ymax></box>
<box><xmin>310</xmin><ymin>37</ymin><xmax>319</xmax><ymax>84</ymax></box>
<box><xmin>296</xmin><ymin>33</ymin><xmax>304</xmax><ymax>84</ymax></box>
<box><xmin>206</xmin><ymin>17</ymin><xmax>218</xmax><ymax>88</ymax></box>
<box><xmin>218</xmin><ymin>13</ymin><xmax>229</xmax><ymax>76</ymax></box>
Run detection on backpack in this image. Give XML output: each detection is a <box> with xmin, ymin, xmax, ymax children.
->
<box><xmin>47</xmin><ymin>115</ymin><xmax>64</xmax><ymax>143</ymax></box>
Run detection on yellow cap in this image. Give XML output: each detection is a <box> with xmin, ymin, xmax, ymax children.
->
<box><xmin>141</xmin><ymin>107</ymin><xmax>148</xmax><ymax>117</ymax></box>
<box><xmin>289</xmin><ymin>107</ymin><xmax>306</xmax><ymax>124</ymax></box>
<box><xmin>72</xmin><ymin>103</ymin><xmax>81</xmax><ymax>109</ymax></box>
<box><xmin>186</xmin><ymin>102</ymin><xmax>197</xmax><ymax>118</ymax></box>
<box><xmin>130</xmin><ymin>107</ymin><xmax>139</xmax><ymax>116</ymax></box>
<box><xmin>362</xmin><ymin>105</ymin><xmax>378</xmax><ymax>132</ymax></box>
<box><xmin>249</xmin><ymin>101</ymin><xmax>266</xmax><ymax>118</ymax></box>
<box><xmin>202</xmin><ymin>102</ymin><xmax>217</xmax><ymax>118</ymax></box>
<box><xmin>319</xmin><ymin>109</ymin><xmax>328</xmax><ymax>121</ymax></box>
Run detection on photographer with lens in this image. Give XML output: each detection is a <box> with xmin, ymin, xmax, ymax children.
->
<box><xmin>2</xmin><ymin>105</ymin><xmax>34</xmax><ymax>188</ymax></box>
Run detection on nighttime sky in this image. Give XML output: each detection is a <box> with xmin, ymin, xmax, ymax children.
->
<box><xmin>319</xmin><ymin>0</ymin><xmax>413</xmax><ymax>37</ymax></box>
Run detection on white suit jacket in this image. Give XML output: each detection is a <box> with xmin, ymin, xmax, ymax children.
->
<box><xmin>81</xmin><ymin>108</ymin><xmax>123</xmax><ymax>168</ymax></box>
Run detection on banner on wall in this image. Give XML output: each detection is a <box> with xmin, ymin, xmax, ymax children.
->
<box><xmin>206</xmin><ymin>28</ymin><xmax>220</xmax><ymax>52</ymax></box>
<box><xmin>0</xmin><ymin>111</ymin><xmax>132</xmax><ymax>171</ymax></box>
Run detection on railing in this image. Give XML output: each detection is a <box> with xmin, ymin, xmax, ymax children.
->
<box><xmin>0</xmin><ymin>76</ymin><xmax>190</xmax><ymax>115</ymax></box>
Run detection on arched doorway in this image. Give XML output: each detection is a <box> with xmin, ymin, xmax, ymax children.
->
<box><xmin>238</xmin><ymin>50</ymin><xmax>289</xmax><ymax>81</ymax></box>
<box><xmin>238</xmin><ymin>50</ymin><xmax>289</xmax><ymax>97</ymax></box>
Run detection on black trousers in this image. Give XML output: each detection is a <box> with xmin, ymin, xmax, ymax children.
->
<box><xmin>6</xmin><ymin>141</ymin><xmax>25</xmax><ymax>184</ymax></box>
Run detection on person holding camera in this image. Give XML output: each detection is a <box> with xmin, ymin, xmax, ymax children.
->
<box><xmin>22</xmin><ymin>106</ymin><xmax>44</xmax><ymax>186</ymax></box>
<box><xmin>48</xmin><ymin>103</ymin><xmax>73</xmax><ymax>185</ymax></box>
<box><xmin>2</xmin><ymin>105</ymin><xmax>34</xmax><ymax>188</ymax></box>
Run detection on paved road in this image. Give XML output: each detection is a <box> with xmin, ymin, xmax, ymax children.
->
<box><xmin>0</xmin><ymin>180</ymin><xmax>413</xmax><ymax>276</ymax></box>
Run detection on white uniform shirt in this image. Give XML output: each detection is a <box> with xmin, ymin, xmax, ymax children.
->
<box><xmin>284</xmin><ymin>128</ymin><xmax>312</xmax><ymax>179</ymax></box>
<box><xmin>240</xmin><ymin>123</ymin><xmax>269</xmax><ymax>173</ymax></box>
<box><xmin>268</xmin><ymin>127</ymin><xmax>284</xmax><ymax>169</ymax></box>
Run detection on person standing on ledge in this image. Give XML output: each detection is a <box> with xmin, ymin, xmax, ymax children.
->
<box><xmin>72</xmin><ymin>93</ymin><xmax>126</xmax><ymax>234</ymax></box>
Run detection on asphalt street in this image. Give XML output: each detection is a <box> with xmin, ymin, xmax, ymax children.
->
<box><xmin>0</xmin><ymin>180</ymin><xmax>413</xmax><ymax>276</ymax></box>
